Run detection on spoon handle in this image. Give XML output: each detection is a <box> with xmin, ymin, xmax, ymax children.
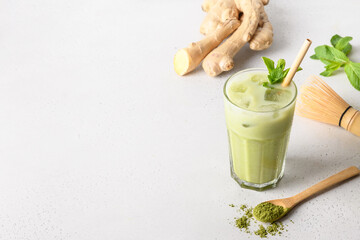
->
<box><xmin>292</xmin><ymin>166</ymin><xmax>360</xmax><ymax>205</ymax></box>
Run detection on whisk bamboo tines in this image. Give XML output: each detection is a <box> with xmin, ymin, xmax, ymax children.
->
<box><xmin>297</xmin><ymin>75</ymin><xmax>360</xmax><ymax>137</ymax></box>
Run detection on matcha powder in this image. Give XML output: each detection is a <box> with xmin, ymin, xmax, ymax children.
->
<box><xmin>231</xmin><ymin>204</ymin><xmax>290</xmax><ymax>238</ymax></box>
<box><xmin>235</xmin><ymin>216</ymin><xmax>251</xmax><ymax>233</ymax></box>
<box><xmin>254</xmin><ymin>225</ymin><xmax>268</xmax><ymax>238</ymax></box>
<box><xmin>253</xmin><ymin>202</ymin><xmax>285</xmax><ymax>222</ymax></box>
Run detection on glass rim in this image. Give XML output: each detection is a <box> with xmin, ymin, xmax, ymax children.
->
<box><xmin>223</xmin><ymin>68</ymin><xmax>298</xmax><ymax>113</ymax></box>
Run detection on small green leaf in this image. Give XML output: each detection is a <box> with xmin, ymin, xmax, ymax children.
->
<box><xmin>335</xmin><ymin>36</ymin><xmax>353</xmax><ymax>52</ymax></box>
<box><xmin>262</xmin><ymin>57</ymin><xmax>274</xmax><ymax>72</ymax></box>
<box><xmin>310</xmin><ymin>54</ymin><xmax>319</xmax><ymax>60</ymax></box>
<box><xmin>342</xmin><ymin>44</ymin><xmax>352</xmax><ymax>55</ymax></box>
<box><xmin>320</xmin><ymin>70</ymin><xmax>331</xmax><ymax>77</ymax></box>
<box><xmin>320</xmin><ymin>62</ymin><xmax>342</xmax><ymax>77</ymax></box>
<box><xmin>320</xmin><ymin>68</ymin><xmax>338</xmax><ymax>77</ymax></box>
<box><xmin>314</xmin><ymin>45</ymin><xmax>350</xmax><ymax>64</ymax></box>
<box><xmin>320</xmin><ymin>63</ymin><xmax>342</xmax><ymax>77</ymax></box>
<box><xmin>326</xmin><ymin>62</ymin><xmax>341</xmax><ymax>71</ymax></box>
<box><xmin>330</xmin><ymin>34</ymin><xmax>342</xmax><ymax>47</ymax></box>
<box><xmin>330</xmin><ymin>34</ymin><xmax>353</xmax><ymax>55</ymax></box>
<box><xmin>276</xmin><ymin>59</ymin><xmax>286</xmax><ymax>70</ymax></box>
<box><xmin>344</xmin><ymin>62</ymin><xmax>360</xmax><ymax>91</ymax></box>
<box><xmin>282</xmin><ymin>68</ymin><xmax>290</xmax><ymax>79</ymax></box>
<box><xmin>279</xmin><ymin>67</ymin><xmax>302</xmax><ymax>79</ymax></box>
<box><xmin>320</xmin><ymin>59</ymin><xmax>332</xmax><ymax>65</ymax></box>
<box><xmin>262</xmin><ymin>82</ymin><xmax>274</xmax><ymax>89</ymax></box>
<box><xmin>269</xmin><ymin>68</ymin><xmax>284</xmax><ymax>84</ymax></box>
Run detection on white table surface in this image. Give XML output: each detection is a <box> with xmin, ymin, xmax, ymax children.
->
<box><xmin>0</xmin><ymin>0</ymin><xmax>359</xmax><ymax>239</ymax></box>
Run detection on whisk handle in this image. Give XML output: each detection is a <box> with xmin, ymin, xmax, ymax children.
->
<box><xmin>341</xmin><ymin>107</ymin><xmax>360</xmax><ymax>137</ymax></box>
<box><xmin>348</xmin><ymin>110</ymin><xmax>360</xmax><ymax>137</ymax></box>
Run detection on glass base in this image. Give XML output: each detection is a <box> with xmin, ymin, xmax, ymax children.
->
<box><xmin>230</xmin><ymin>167</ymin><xmax>284</xmax><ymax>191</ymax></box>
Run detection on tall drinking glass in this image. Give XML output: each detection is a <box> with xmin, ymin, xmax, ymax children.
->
<box><xmin>223</xmin><ymin>68</ymin><xmax>297</xmax><ymax>191</ymax></box>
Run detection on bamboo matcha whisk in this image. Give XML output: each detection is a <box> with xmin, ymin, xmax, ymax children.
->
<box><xmin>297</xmin><ymin>75</ymin><xmax>360</xmax><ymax>137</ymax></box>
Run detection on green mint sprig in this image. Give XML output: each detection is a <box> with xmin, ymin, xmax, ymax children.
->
<box><xmin>262</xmin><ymin>57</ymin><xmax>302</xmax><ymax>88</ymax></box>
<box><xmin>310</xmin><ymin>34</ymin><xmax>360</xmax><ymax>91</ymax></box>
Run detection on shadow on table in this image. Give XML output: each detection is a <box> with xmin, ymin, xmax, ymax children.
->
<box><xmin>276</xmin><ymin>155</ymin><xmax>330</xmax><ymax>190</ymax></box>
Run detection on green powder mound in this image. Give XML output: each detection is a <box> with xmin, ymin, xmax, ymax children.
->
<box><xmin>235</xmin><ymin>216</ymin><xmax>250</xmax><ymax>230</ymax></box>
<box><xmin>267</xmin><ymin>223</ymin><xmax>283</xmax><ymax>236</ymax></box>
<box><xmin>235</xmin><ymin>205</ymin><xmax>252</xmax><ymax>233</ymax></box>
<box><xmin>254</xmin><ymin>225</ymin><xmax>268</xmax><ymax>238</ymax></box>
<box><xmin>231</xmin><ymin>203</ymin><xmax>289</xmax><ymax>238</ymax></box>
<box><xmin>253</xmin><ymin>202</ymin><xmax>285</xmax><ymax>222</ymax></box>
<box><xmin>245</xmin><ymin>208</ymin><xmax>253</xmax><ymax>218</ymax></box>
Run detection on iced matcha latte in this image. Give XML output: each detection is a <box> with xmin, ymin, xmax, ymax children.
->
<box><xmin>224</xmin><ymin>68</ymin><xmax>297</xmax><ymax>190</ymax></box>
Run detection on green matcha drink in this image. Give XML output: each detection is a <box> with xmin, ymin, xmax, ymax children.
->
<box><xmin>224</xmin><ymin>68</ymin><xmax>297</xmax><ymax>190</ymax></box>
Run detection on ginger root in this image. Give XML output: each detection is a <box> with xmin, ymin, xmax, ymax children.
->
<box><xmin>174</xmin><ymin>19</ymin><xmax>240</xmax><ymax>76</ymax></box>
<box><xmin>174</xmin><ymin>0</ymin><xmax>273</xmax><ymax>76</ymax></box>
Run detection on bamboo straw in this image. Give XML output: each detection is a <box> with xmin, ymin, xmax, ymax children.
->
<box><xmin>282</xmin><ymin>39</ymin><xmax>312</xmax><ymax>87</ymax></box>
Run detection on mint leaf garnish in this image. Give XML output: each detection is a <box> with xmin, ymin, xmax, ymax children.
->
<box><xmin>262</xmin><ymin>57</ymin><xmax>302</xmax><ymax>86</ymax></box>
<box><xmin>262</xmin><ymin>57</ymin><xmax>275</xmax><ymax>72</ymax></box>
<box><xmin>262</xmin><ymin>82</ymin><xmax>274</xmax><ymax>89</ymax></box>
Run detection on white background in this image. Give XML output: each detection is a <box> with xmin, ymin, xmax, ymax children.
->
<box><xmin>0</xmin><ymin>0</ymin><xmax>360</xmax><ymax>239</ymax></box>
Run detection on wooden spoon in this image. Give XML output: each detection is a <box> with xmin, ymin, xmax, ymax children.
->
<box><xmin>253</xmin><ymin>166</ymin><xmax>360</xmax><ymax>222</ymax></box>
